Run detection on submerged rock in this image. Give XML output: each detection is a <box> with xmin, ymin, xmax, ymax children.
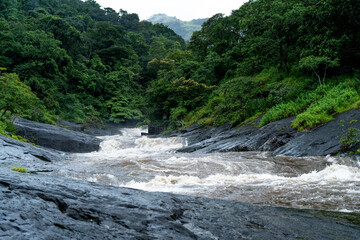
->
<box><xmin>13</xmin><ymin>118</ymin><xmax>101</xmax><ymax>153</ymax></box>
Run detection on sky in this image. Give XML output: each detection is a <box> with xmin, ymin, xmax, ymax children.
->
<box><xmin>94</xmin><ymin>0</ymin><xmax>248</xmax><ymax>21</ymax></box>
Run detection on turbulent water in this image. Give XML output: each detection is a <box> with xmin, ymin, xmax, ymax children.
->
<box><xmin>54</xmin><ymin>127</ymin><xmax>360</xmax><ymax>213</ymax></box>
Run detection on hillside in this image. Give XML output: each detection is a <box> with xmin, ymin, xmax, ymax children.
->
<box><xmin>0</xmin><ymin>0</ymin><xmax>185</xmax><ymax>129</ymax></box>
<box><xmin>148</xmin><ymin>14</ymin><xmax>208</xmax><ymax>41</ymax></box>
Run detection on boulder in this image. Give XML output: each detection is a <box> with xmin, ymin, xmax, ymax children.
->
<box><xmin>13</xmin><ymin>118</ymin><xmax>101</xmax><ymax>153</ymax></box>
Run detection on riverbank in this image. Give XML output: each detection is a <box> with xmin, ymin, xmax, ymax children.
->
<box><xmin>175</xmin><ymin>108</ymin><xmax>360</xmax><ymax>157</ymax></box>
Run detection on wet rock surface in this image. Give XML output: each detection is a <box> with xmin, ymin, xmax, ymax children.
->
<box><xmin>1</xmin><ymin>167</ymin><xmax>360</xmax><ymax>240</ymax></box>
<box><xmin>13</xmin><ymin>118</ymin><xmax>101</xmax><ymax>153</ymax></box>
<box><xmin>177</xmin><ymin>109</ymin><xmax>360</xmax><ymax>157</ymax></box>
<box><xmin>1</xmin><ymin>124</ymin><xmax>360</xmax><ymax>239</ymax></box>
<box><xmin>274</xmin><ymin>109</ymin><xmax>360</xmax><ymax>156</ymax></box>
<box><xmin>0</xmin><ymin>134</ymin><xmax>64</xmax><ymax>168</ymax></box>
<box><xmin>57</xmin><ymin>119</ymin><xmax>140</xmax><ymax>136</ymax></box>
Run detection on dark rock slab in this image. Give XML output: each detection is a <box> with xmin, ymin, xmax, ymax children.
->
<box><xmin>274</xmin><ymin>109</ymin><xmax>360</xmax><ymax>157</ymax></box>
<box><xmin>57</xmin><ymin>120</ymin><xmax>85</xmax><ymax>132</ymax></box>
<box><xmin>0</xmin><ymin>134</ymin><xmax>63</xmax><ymax>165</ymax></box>
<box><xmin>14</xmin><ymin>118</ymin><xmax>101</xmax><ymax>153</ymax></box>
<box><xmin>177</xmin><ymin>109</ymin><xmax>360</xmax><ymax>156</ymax></box>
<box><xmin>0</xmin><ymin>168</ymin><xmax>359</xmax><ymax>239</ymax></box>
<box><xmin>227</xmin><ymin>117</ymin><xmax>297</xmax><ymax>152</ymax></box>
<box><xmin>177</xmin><ymin>117</ymin><xmax>297</xmax><ymax>154</ymax></box>
<box><xmin>58</xmin><ymin>119</ymin><xmax>140</xmax><ymax>136</ymax></box>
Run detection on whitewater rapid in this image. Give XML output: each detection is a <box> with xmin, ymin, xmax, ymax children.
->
<box><xmin>54</xmin><ymin>127</ymin><xmax>360</xmax><ymax>213</ymax></box>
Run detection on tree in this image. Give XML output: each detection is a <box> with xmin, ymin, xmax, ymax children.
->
<box><xmin>0</xmin><ymin>70</ymin><xmax>39</xmax><ymax>118</ymax></box>
<box><xmin>299</xmin><ymin>55</ymin><xmax>339</xmax><ymax>85</ymax></box>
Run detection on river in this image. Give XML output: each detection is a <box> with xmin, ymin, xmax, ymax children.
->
<box><xmin>54</xmin><ymin>127</ymin><xmax>360</xmax><ymax>213</ymax></box>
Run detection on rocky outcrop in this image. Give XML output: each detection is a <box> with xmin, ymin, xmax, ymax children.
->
<box><xmin>176</xmin><ymin>109</ymin><xmax>360</xmax><ymax>157</ymax></box>
<box><xmin>57</xmin><ymin>119</ymin><xmax>139</xmax><ymax>136</ymax></box>
<box><xmin>13</xmin><ymin>118</ymin><xmax>101</xmax><ymax>153</ymax></box>
<box><xmin>0</xmin><ymin>134</ymin><xmax>63</xmax><ymax>165</ymax></box>
<box><xmin>1</xmin><ymin>167</ymin><xmax>360</xmax><ymax>239</ymax></box>
<box><xmin>274</xmin><ymin>109</ymin><xmax>360</xmax><ymax>156</ymax></box>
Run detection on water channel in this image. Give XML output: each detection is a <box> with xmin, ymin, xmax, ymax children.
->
<box><xmin>54</xmin><ymin>128</ymin><xmax>360</xmax><ymax>213</ymax></box>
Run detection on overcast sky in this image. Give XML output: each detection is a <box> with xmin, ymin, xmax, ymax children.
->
<box><xmin>94</xmin><ymin>0</ymin><xmax>248</xmax><ymax>21</ymax></box>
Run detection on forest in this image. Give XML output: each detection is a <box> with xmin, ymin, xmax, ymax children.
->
<box><xmin>1</xmin><ymin>0</ymin><xmax>360</xmax><ymax>136</ymax></box>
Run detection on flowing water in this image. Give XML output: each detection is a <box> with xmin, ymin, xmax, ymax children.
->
<box><xmin>54</xmin><ymin>127</ymin><xmax>360</xmax><ymax>213</ymax></box>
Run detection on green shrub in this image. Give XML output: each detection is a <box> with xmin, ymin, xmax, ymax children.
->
<box><xmin>260</xmin><ymin>84</ymin><xmax>330</xmax><ymax>126</ymax></box>
<box><xmin>340</xmin><ymin>127</ymin><xmax>360</xmax><ymax>152</ymax></box>
<box><xmin>292</xmin><ymin>84</ymin><xmax>360</xmax><ymax>130</ymax></box>
<box><xmin>169</xmin><ymin>106</ymin><xmax>187</xmax><ymax>128</ymax></box>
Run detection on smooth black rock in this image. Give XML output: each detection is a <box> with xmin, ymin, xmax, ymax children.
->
<box><xmin>1</xmin><ymin>167</ymin><xmax>359</xmax><ymax>240</ymax></box>
<box><xmin>13</xmin><ymin>118</ymin><xmax>101</xmax><ymax>153</ymax></box>
<box><xmin>57</xmin><ymin>120</ymin><xmax>85</xmax><ymax>132</ymax></box>
<box><xmin>176</xmin><ymin>109</ymin><xmax>360</xmax><ymax>157</ymax></box>
<box><xmin>274</xmin><ymin>109</ymin><xmax>360</xmax><ymax>156</ymax></box>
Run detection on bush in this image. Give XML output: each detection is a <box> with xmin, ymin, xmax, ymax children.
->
<box><xmin>340</xmin><ymin>127</ymin><xmax>360</xmax><ymax>152</ymax></box>
<box><xmin>260</xmin><ymin>84</ymin><xmax>330</xmax><ymax>126</ymax></box>
<box><xmin>292</xmin><ymin>84</ymin><xmax>360</xmax><ymax>130</ymax></box>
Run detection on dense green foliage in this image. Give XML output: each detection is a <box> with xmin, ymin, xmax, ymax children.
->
<box><xmin>0</xmin><ymin>0</ymin><xmax>185</xmax><ymax>128</ymax></box>
<box><xmin>146</xmin><ymin>0</ymin><xmax>360</xmax><ymax>131</ymax></box>
<box><xmin>1</xmin><ymin>0</ymin><xmax>360</xmax><ymax>135</ymax></box>
<box><xmin>148</xmin><ymin>14</ymin><xmax>208</xmax><ymax>41</ymax></box>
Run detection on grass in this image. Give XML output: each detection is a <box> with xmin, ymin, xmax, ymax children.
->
<box><xmin>0</xmin><ymin>119</ymin><xmax>37</xmax><ymax>145</ymax></box>
<box><xmin>260</xmin><ymin>78</ymin><xmax>360</xmax><ymax>131</ymax></box>
<box><xmin>291</xmin><ymin>83</ymin><xmax>360</xmax><ymax>131</ymax></box>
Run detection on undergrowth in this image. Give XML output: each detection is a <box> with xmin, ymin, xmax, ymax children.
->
<box><xmin>260</xmin><ymin>77</ymin><xmax>360</xmax><ymax>131</ymax></box>
<box><xmin>0</xmin><ymin>118</ymin><xmax>34</xmax><ymax>144</ymax></box>
<box><xmin>184</xmin><ymin>73</ymin><xmax>360</xmax><ymax>131</ymax></box>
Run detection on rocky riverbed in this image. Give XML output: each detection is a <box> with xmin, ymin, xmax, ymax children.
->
<box><xmin>1</xmin><ymin>159</ymin><xmax>360</xmax><ymax>239</ymax></box>
<box><xmin>1</xmin><ymin>111</ymin><xmax>360</xmax><ymax>239</ymax></box>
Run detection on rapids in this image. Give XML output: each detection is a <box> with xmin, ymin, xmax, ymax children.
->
<box><xmin>54</xmin><ymin>127</ymin><xmax>360</xmax><ymax>213</ymax></box>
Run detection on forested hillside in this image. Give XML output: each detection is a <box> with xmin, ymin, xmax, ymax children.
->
<box><xmin>146</xmin><ymin>0</ymin><xmax>360</xmax><ymax>131</ymax></box>
<box><xmin>1</xmin><ymin>0</ymin><xmax>360</xmax><ymax>136</ymax></box>
<box><xmin>148</xmin><ymin>14</ymin><xmax>207</xmax><ymax>41</ymax></box>
<box><xmin>0</xmin><ymin>0</ymin><xmax>185</xmax><ymax>131</ymax></box>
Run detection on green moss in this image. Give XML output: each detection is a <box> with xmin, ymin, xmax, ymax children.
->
<box><xmin>11</xmin><ymin>166</ymin><xmax>28</xmax><ymax>173</ymax></box>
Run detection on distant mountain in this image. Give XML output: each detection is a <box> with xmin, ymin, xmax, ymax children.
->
<box><xmin>148</xmin><ymin>14</ymin><xmax>208</xmax><ymax>41</ymax></box>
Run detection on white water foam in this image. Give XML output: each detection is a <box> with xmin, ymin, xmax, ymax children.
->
<box><xmin>123</xmin><ymin>164</ymin><xmax>360</xmax><ymax>192</ymax></box>
<box><xmin>59</xmin><ymin>129</ymin><xmax>360</xmax><ymax>212</ymax></box>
